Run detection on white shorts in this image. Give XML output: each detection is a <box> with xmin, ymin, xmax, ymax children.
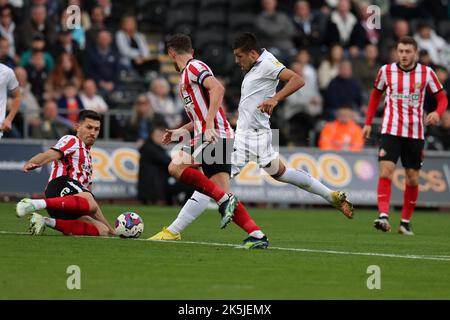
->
<box><xmin>231</xmin><ymin>129</ymin><xmax>279</xmax><ymax>177</ymax></box>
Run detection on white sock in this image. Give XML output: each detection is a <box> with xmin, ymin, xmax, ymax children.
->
<box><xmin>217</xmin><ymin>193</ymin><xmax>229</xmax><ymax>206</ymax></box>
<box><xmin>31</xmin><ymin>199</ymin><xmax>47</xmax><ymax>210</ymax></box>
<box><xmin>167</xmin><ymin>191</ymin><xmax>210</xmax><ymax>234</ymax></box>
<box><xmin>44</xmin><ymin>217</ymin><xmax>56</xmax><ymax>228</ymax></box>
<box><xmin>277</xmin><ymin>168</ymin><xmax>332</xmax><ymax>202</ymax></box>
<box><xmin>249</xmin><ymin>230</ymin><xmax>265</xmax><ymax>239</ymax></box>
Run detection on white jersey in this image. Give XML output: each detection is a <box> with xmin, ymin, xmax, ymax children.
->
<box><xmin>0</xmin><ymin>63</ymin><xmax>19</xmax><ymax>137</ymax></box>
<box><xmin>236</xmin><ymin>49</ymin><xmax>285</xmax><ymax>131</ymax></box>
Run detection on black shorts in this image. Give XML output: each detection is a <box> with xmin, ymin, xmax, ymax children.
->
<box><xmin>378</xmin><ymin>134</ymin><xmax>424</xmax><ymax>169</ymax></box>
<box><xmin>184</xmin><ymin>138</ymin><xmax>233</xmax><ymax>178</ymax></box>
<box><xmin>44</xmin><ymin>175</ymin><xmax>91</xmax><ymax>220</ymax></box>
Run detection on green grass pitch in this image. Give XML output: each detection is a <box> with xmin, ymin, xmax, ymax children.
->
<box><xmin>1</xmin><ymin>202</ymin><xmax>450</xmax><ymax>299</ymax></box>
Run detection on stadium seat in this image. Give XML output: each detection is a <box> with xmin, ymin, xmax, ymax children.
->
<box><xmin>438</xmin><ymin>20</ymin><xmax>450</xmax><ymax>41</ymax></box>
<box><xmin>194</xmin><ymin>30</ymin><xmax>226</xmax><ymax>50</ymax></box>
<box><xmin>197</xmin><ymin>44</ymin><xmax>228</xmax><ymax>74</ymax></box>
<box><xmin>228</xmin><ymin>13</ymin><xmax>257</xmax><ymax>33</ymax></box>
<box><xmin>169</xmin><ymin>0</ymin><xmax>199</xmax><ymax>9</ymax></box>
<box><xmin>197</xmin><ymin>10</ymin><xmax>227</xmax><ymax>31</ymax></box>
<box><xmin>229</xmin><ymin>0</ymin><xmax>260</xmax><ymax>13</ymax></box>
<box><xmin>200</xmin><ymin>0</ymin><xmax>228</xmax><ymax>10</ymax></box>
<box><xmin>136</xmin><ymin>0</ymin><xmax>168</xmax><ymax>32</ymax></box>
<box><xmin>165</xmin><ymin>9</ymin><xmax>197</xmax><ymax>33</ymax></box>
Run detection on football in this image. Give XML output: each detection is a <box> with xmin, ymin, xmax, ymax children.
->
<box><xmin>115</xmin><ymin>212</ymin><xmax>144</xmax><ymax>238</ymax></box>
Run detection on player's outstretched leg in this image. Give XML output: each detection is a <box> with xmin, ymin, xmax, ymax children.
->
<box><xmin>273</xmin><ymin>164</ymin><xmax>354</xmax><ymax>218</ymax></box>
<box><xmin>29</xmin><ymin>213</ymin><xmax>108</xmax><ymax>236</ymax></box>
<box><xmin>16</xmin><ymin>195</ymin><xmax>93</xmax><ymax>218</ymax></box>
<box><xmin>169</xmin><ymin>163</ymin><xmax>238</xmax><ymax>227</ymax></box>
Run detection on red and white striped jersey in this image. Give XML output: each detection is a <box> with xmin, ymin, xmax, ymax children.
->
<box><xmin>179</xmin><ymin>59</ymin><xmax>234</xmax><ymax>139</ymax></box>
<box><xmin>374</xmin><ymin>63</ymin><xmax>443</xmax><ymax>140</ymax></box>
<box><xmin>49</xmin><ymin>135</ymin><xmax>93</xmax><ymax>189</ymax></box>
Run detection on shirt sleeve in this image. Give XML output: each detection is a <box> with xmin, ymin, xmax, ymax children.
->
<box><xmin>426</xmin><ymin>67</ymin><xmax>444</xmax><ymax>94</ymax></box>
<box><xmin>373</xmin><ymin>65</ymin><xmax>387</xmax><ymax>91</ymax></box>
<box><xmin>51</xmin><ymin>135</ymin><xmax>78</xmax><ymax>157</ymax></box>
<box><xmin>187</xmin><ymin>61</ymin><xmax>213</xmax><ymax>86</ymax></box>
<box><xmin>261</xmin><ymin>58</ymin><xmax>286</xmax><ymax>80</ymax></box>
<box><xmin>7</xmin><ymin>68</ymin><xmax>19</xmax><ymax>91</ymax></box>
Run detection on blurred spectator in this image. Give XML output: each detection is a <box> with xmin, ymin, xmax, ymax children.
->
<box><xmin>324</xmin><ymin>60</ymin><xmax>363</xmax><ymax>119</ymax></box>
<box><xmin>147</xmin><ymin>77</ymin><xmax>183</xmax><ymax>129</ymax></box>
<box><xmin>390</xmin><ymin>0</ymin><xmax>430</xmax><ymax>20</ymax></box>
<box><xmin>20</xmin><ymin>33</ymin><xmax>54</xmax><ymax>71</ymax></box>
<box><xmin>31</xmin><ymin>100</ymin><xmax>72</xmax><ymax>139</ymax></box>
<box><xmin>51</xmin><ymin>29</ymin><xmax>84</xmax><ymax>67</ymax></box>
<box><xmin>80</xmin><ymin>79</ymin><xmax>109</xmax><ymax>113</ymax></box>
<box><xmin>426</xmin><ymin>110</ymin><xmax>450</xmax><ymax>151</ymax></box>
<box><xmin>318</xmin><ymin>44</ymin><xmax>343</xmax><ymax>90</ymax></box>
<box><xmin>294</xmin><ymin>49</ymin><xmax>318</xmax><ymax>86</ymax></box>
<box><xmin>380</xmin><ymin>19</ymin><xmax>409</xmax><ymax>63</ymax></box>
<box><xmin>348</xmin><ymin>1</ymin><xmax>381</xmax><ymax>56</ymax></box>
<box><xmin>424</xmin><ymin>65</ymin><xmax>450</xmax><ymax>113</ymax></box>
<box><xmin>137</xmin><ymin>125</ymin><xmax>171</xmax><ymax>205</ymax></box>
<box><xmin>418</xmin><ymin>49</ymin><xmax>433</xmax><ymax>67</ymax></box>
<box><xmin>256</xmin><ymin>0</ymin><xmax>296</xmax><ymax>63</ymax></box>
<box><xmin>0</xmin><ymin>0</ymin><xmax>21</xmax><ymax>24</ymax></box>
<box><xmin>24</xmin><ymin>48</ymin><xmax>50</xmax><ymax>106</ymax></box>
<box><xmin>15</xmin><ymin>66</ymin><xmax>40</xmax><ymax>126</ymax></box>
<box><xmin>352</xmin><ymin>44</ymin><xmax>382</xmax><ymax>97</ymax></box>
<box><xmin>282</xmin><ymin>61</ymin><xmax>322</xmax><ymax>146</ymax></box>
<box><xmin>318</xmin><ymin>105</ymin><xmax>364</xmax><ymax>151</ymax></box>
<box><xmin>84</xmin><ymin>29</ymin><xmax>120</xmax><ymax>97</ymax></box>
<box><xmin>413</xmin><ymin>21</ymin><xmax>449</xmax><ymax>66</ymax></box>
<box><xmin>57</xmin><ymin>82</ymin><xmax>84</xmax><ymax>123</ymax></box>
<box><xmin>85</xmin><ymin>6</ymin><xmax>106</xmax><ymax>47</ymax></box>
<box><xmin>0</xmin><ymin>37</ymin><xmax>15</xmax><ymax>68</ymax></box>
<box><xmin>123</xmin><ymin>94</ymin><xmax>165</xmax><ymax>144</ymax></box>
<box><xmin>115</xmin><ymin>15</ymin><xmax>159</xmax><ymax>77</ymax></box>
<box><xmin>323</xmin><ymin>0</ymin><xmax>358</xmax><ymax>49</ymax></box>
<box><xmin>97</xmin><ymin>0</ymin><xmax>113</xmax><ymax>24</ymax></box>
<box><xmin>0</xmin><ymin>7</ymin><xmax>17</xmax><ymax>60</ymax></box>
<box><xmin>16</xmin><ymin>5</ymin><xmax>57</xmax><ymax>53</ymax></box>
<box><xmin>45</xmin><ymin>52</ymin><xmax>84</xmax><ymax>100</ymax></box>
<box><xmin>292</xmin><ymin>1</ymin><xmax>323</xmax><ymax>53</ymax></box>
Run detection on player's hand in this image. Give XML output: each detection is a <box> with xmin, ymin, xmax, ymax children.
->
<box><xmin>0</xmin><ymin>118</ymin><xmax>12</xmax><ymax>132</ymax></box>
<box><xmin>162</xmin><ymin>129</ymin><xmax>174</xmax><ymax>144</ymax></box>
<box><xmin>362</xmin><ymin>125</ymin><xmax>372</xmax><ymax>139</ymax></box>
<box><xmin>23</xmin><ymin>162</ymin><xmax>40</xmax><ymax>172</ymax></box>
<box><xmin>204</xmin><ymin>122</ymin><xmax>218</xmax><ymax>143</ymax></box>
<box><xmin>425</xmin><ymin>111</ymin><xmax>440</xmax><ymax>126</ymax></box>
<box><xmin>258</xmin><ymin>98</ymin><xmax>278</xmax><ymax>115</ymax></box>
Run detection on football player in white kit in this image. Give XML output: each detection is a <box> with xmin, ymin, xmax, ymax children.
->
<box><xmin>150</xmin><ymin>33</ymin><xmax>354</xmax><ymax>249</ymax></box>
<box><xmin>0</xmin><ymin>63</ymin><xmax>21</xmax><ymax>140</ymax></box>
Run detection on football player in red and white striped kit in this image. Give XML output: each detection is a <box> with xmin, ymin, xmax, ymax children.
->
<box><xmin>363</xmin><ymin>36</ymin><xmax>448</xmax><ymax>235</ymax></box>
<box><xmin>16</xmin><ymin>110</ymin><xmax>115</xmax><ymax>237</ymax></box>
<box><xmin>150</xmin><ymin>34</ymin><xmax>267</xmax><ymax>245</ymax></box>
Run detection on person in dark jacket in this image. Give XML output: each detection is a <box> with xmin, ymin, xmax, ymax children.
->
<box><xmin>324</xmin><ymin>60</ymin><xmax>362</xmax><ymax>119</ymax></box>
<box><xmin>138</xmin><ymin>124</ymin><xmax>193</xmax><ymax>205</ymax></box>
<box><xmin>83</xmin><ymin>29</ymin><xmax>120</xmax><ymax>97</ymax></box>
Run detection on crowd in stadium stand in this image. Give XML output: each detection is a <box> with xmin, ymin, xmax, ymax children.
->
<box><xmin>2</xmin><ymin>0</ymin><xmax>450</xmax><ymax>152</ymax></box>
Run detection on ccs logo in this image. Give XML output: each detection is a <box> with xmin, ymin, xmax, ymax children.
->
<box><xmin>235</xmin><ymin>153</ymin><xmax>352</xmax><ymax>188</ymax></box>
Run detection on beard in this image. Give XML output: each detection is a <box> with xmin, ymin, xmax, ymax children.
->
<box><xmin>173</xmin><ymin>61</ymin><xmax>180</xmax><ymax>72</ymax></box>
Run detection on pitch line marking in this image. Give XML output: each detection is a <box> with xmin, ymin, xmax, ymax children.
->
<box><xmin>2</xmin><ymin>230</ymin><xmax>450</xmax><ymax>262</ymax></box>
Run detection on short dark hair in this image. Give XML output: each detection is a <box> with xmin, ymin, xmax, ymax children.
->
<box><xmin>166</xmin><ymin>33</ymin><xmax>192</xmax><ymax>54</ymax></box>
<box><xmin>397</xmin><ymin>36</ymin><xmax>418</xmax><ymax>50</ymax></box>
<box><xmin>78</xmin><ymin>110</ymin><xmax>101</xmax><ymax>123</ymax></box>
<box><xmin>232</xmin><ymin>32</ymin><xmax>262</xmax><ymax>54</ymax></box>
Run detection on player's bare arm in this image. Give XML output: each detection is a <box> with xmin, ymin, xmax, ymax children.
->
<box><xmin>0</xmin><ymin>88</ymin><xmax>21</xmax><ymax>132</ymax></box>
<box><xmin>163</xmin><ymin>122</ymin><xmax>194</xmax><ymax>145</ymax></box>
<box><xmin>203</xmin><ymin>76</ymin><xmax>225</xmax><ymax>142</ymax></box>
<box><xmin>258</xmin><ymin>68</ymin><xmax>305</xmax><ymax>115</ymax></box>
<box><xmin>23</xmin><ymin>149</ymin><xmax>62</xmax><ymax>172</ymax></box>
